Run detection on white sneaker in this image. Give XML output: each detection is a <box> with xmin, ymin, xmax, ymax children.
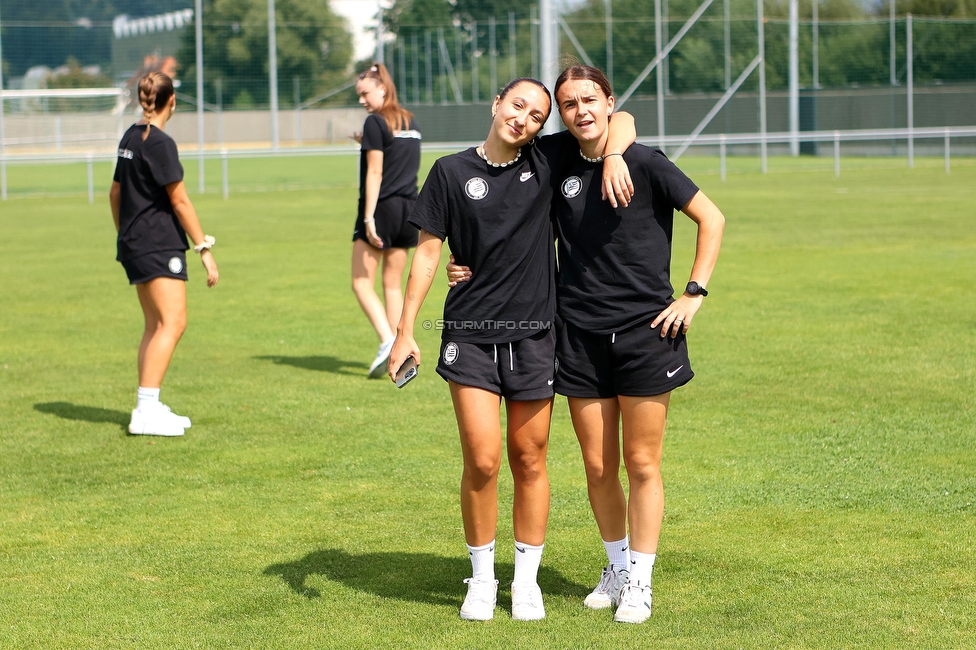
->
<box><xmin>583</xmin><ymin>565</ymin><xmax>628</xmax><ymax>610</ymax></box>
<box><xmin>460</xmin><ymin>577</ymin><xmax>497</xmax><ymax>621</ymax></box>
<box><xmin>614</xmin><ymin>582</ymin><xmax>652</xmax><ymax>624</ymax></box>
<box><xmin>368</xmin><ymin>339</ymin><xmax>395</xmax><ymax>379</ymax></box>
<box><xmin>128</xmin><ymin>406</ymin><xmax>186</xmax><ymax>437</ymax></box>
<box><xmin>511</xmin><ymin>582</ymin><xmax>545</xmax><ymax>621</ymax></box>
<box><xmin>158</xmin><ymin>403</ymin><xmax>191</xmax><ymax>428</ymax></box>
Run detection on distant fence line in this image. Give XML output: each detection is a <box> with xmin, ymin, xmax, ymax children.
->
<box><xmin>3</xmin><ymin>125</ymin><xmax>975</xmax><ymax>202</ymax></box>
<box><xmin>1</xmin><ymin>84</ymin><xmax>974</xmax><ymax>155</ymax></box>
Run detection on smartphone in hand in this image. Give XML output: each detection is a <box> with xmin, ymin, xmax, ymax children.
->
<box><xmin>394</xmin><ymin>355</ymin><xmax>419</xmax><ymax>388</ymax></box>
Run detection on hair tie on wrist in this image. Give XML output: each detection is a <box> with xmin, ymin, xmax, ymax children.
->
<box><xmin>604</xmin><ymin>152</ymin><xmax>623</xmax><ymax>158</ymax></box>
<box><xmin>364</xmin><ymin>218</ymin><xmax>375</xmax><ymax>224</ymax></box>
<box><xmin>193</xmin><ymin>235</ymin><xmax>215</xmax><ymax>253</ymax></box>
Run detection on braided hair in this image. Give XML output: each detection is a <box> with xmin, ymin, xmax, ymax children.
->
<box><xmin>138</xmin><ymin>72</ymin><xmax>175</xmax><ymax>141</ymax></box>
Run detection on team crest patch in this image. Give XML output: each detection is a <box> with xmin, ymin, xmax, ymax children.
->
<box><xmin>443</xmin><ymin>342</ymin><xmax>459</xmax><ymax>365</ymax></box>
<box><xmin>464</xmin><ymin>177</ymin><xmax>489</xmax><ymax>200</ymax></box>
<box><xmin>561</xmin><ymin>176</ymin><xmax>582</xmax><ymax>198</ymax></box>
<box><xmin>168</xmin><ymin>256</ymin><xmax>184</xmax><ymax>274</ymax></box>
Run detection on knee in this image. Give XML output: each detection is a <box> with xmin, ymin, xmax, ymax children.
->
<box><xmin>583</xmin><ymin>459</ymin><xmax>620</xmax><ymax>490</ymax></box>
<box><xmin>162</xmin><ymin>314</ymin><xmax>187</xmax><ymax>339</ymax></box>
<box><xmin>464</xmin><ymin>453</ymin><xmax>501</xmax><ymax>489</ymax></box>
<box><xmin>510</xmin><ymin>447</ymin><xmax>548</xmax><ymax>484</ymax></box>
<box><xmin>624</xmin><ymin>453</ymin><xmax>661</xmax><ymax>485</ymax></box>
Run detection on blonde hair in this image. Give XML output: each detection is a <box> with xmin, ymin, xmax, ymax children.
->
<box><xmin>358</xmin><ymin>62</ymin><xmax>413</xmax><ymax>133</ymax></box>
<box><xmin>138</xmin><ymin>72</ymin><xmax>175</xmax><ymax>140</ymax></box>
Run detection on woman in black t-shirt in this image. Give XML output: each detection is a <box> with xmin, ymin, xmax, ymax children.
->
<box><xmin>387</xmin><ymin>78</ymin><xmax>636</xmax><ymax>622</ymax></box>
<box><xmin>351</xmin><ymin>63</ymin><xmax>422</xmax><ymax>378</ymax></box>
<box><xmin>109</xmin><ymin>72</ymin><xmax>219</xmax><ymax>438</ymax></box>
<box><xmin>448</xmin><ymin>66</ymin><xmax>725</xmax><ymax>624</ymax></box>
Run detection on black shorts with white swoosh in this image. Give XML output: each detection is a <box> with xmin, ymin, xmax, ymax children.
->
<box><xmin>554</xmin><ymin>317</ymin><xmax>693</xmax><ymax>398</ymax></box>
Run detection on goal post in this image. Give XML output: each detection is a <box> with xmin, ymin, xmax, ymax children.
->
<box><xmin>0</xmin><ymin>87</ymin><xmax>128</xmax><ymax>155</ymax></box>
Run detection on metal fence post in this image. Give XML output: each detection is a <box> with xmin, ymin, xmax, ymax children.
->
<box><xmin>196</xmin><ymin>0</ymin><xmax>205</xmax><ymax>192</ymax></box>
<box><xmin>268</xmin><ymin>0</ymin><xmax>280</xmax><ymax>150</ymax></box>
<box><xmin>833</xmin><ymin>131</ymin><xmax>840</xmax><ymax>178</ymax></box>
<box><xmin>720</xmin><ymin>134</ymin><xmax>727</xmax><ymax>182</ymax></box>
<box><xmin>944</xmin><ymin>129</ymin><xmax>950</xmax><ymax>174</ymax></box>
<box><xmin>758</xmin><ymin>0</ymin><xmax>768</xmax><ymax>174</ymax></box>
<box><xmin>87</xmin><ymin>154</ymin><xmax>94</xmax><ymax>204</ymax></box>
<box><xmin>222</xmin><ymin>150</ymin><xmax>229</xmax><ymax>200</ymax></box>
<box><xmin>907</xmin><ymin>13</ymin><xmax>913</xmax><ymax>169</ymax></box>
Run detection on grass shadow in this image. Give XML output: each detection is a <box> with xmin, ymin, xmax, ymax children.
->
<box><xmin>33</xmin><ymin>402</ymin><xmax>128</xmax><ymax>430</ymax></box>
<box><xmin>263</xmin><ymin>548</ymin><xmax>588</xmax><ymax>610</ymax></box>
<box><xmin>254</xmin><ymin>355</ymin><xmax>367</xmax><ymax>376</ymax></box>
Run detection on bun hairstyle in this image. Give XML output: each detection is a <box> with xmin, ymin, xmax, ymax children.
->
<box><xmin>497</xmin><ymin>78</ymin><xmax>552</xmax><ymax>119</ymax></box>
<box><xmin>138</xmin><ymin>72</ymin><xmax>175</xmax><ymax>141</ymax></box>
<box><xmin>554</xmin><ymin>65</ymin><xmax>614</xmax><ymax>103</ymax></box>
<box><xmin>358</xmin><ymin>62</ymin><xmax>413</xmax><ymax>134</ymax></box>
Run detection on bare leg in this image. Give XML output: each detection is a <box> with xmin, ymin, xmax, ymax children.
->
<box><xmin>351</xmin><ymin>239</ymin><xmax>394</xmax><ymax>343</ymax></box>
<box><xmin>450</xmin><ymin>382</ymin><xmax>503</xmax><ymax>547</ymax></box>
<box><xmin>619</xmin><ymin>393</ymin><xmax>670</xmax><ymax>554</ymax></box>
<box><xmin>568</xmin><ymin>397</ymin><xmax>628</xmax><ymax>542</ymax></box>
<box><xmin>135</xmin><ymin>278</ymin><xmax>187</xmax><ymax>388</ymax></box>
<box><xmin>381</xmin><ymin>247</ymin><xmax>408</xmax><ymax>333</ymax></box>
<box><xmin>506</xmin><ymin>398</ymin><xmax>553</xmax><ymax>546</ymax></box>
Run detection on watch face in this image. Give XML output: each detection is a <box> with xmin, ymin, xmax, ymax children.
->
<box><xmin>687</xmin><ymin>282</ymin><xmax>701</xmax><ymax>294</ymax></box>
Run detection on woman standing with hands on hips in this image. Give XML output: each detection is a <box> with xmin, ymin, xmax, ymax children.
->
<box><xmin>110</xmin><ymin>72</ymin><xmax>219</xmax><ymax>437</ymax></box>
<box><xmin>351</xmin><ymin>63</ymin><xmax>422</xmax><ymax>378</ymax></box>
<box><xmin>388</xmin><ymin>77</ymin><xmax>635</xmax><ymax>622</ymax></box>
<box><xmin>449</xmin><ymin>66</ymin><xmax>725</xmax><ymax>624</ymax></box>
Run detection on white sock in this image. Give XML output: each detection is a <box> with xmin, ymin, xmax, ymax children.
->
<box><xmin>629</xmin><ymin>550</ymin><xmax>656</xmax><ymax>587</ymax></box>
<box><xmin>137</xmin><ymin>387</ymin><xmax>160</xmax><ymax>411</ymax></box>
<box><xmin>513</xmin><ymin>541</ymin><xmax>544</xmax><ymax>586</ymax></box>
<box><xmin>604</xmin><ymin>536</ymin><xmax>630</xmax><ymax>572</ymax></box>
<box><xmin>467</xmin><ymin>540</ymin><xmax>495</xmax><ymax>581</ymax></box>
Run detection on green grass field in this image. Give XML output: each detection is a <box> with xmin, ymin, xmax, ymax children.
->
<box><xmin>1</xmin><ymin>155</ymin><xmax>974</xmax><ymax>648</ymax></box>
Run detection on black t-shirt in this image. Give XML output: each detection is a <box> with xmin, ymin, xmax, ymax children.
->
<box><xmin>551</xmin><ymin>145</ymin><xmax>699</xmax><ymax>333</ymax></box>
<box><xmin>113</xmin><ymin>124</ymin><xmax>188</xmax><ymax>261</ymax></box>
<box><xmin>409</xmin><ymin>137</ymin><xmax>572</xmax><ymax>343</ymax></box>
<box><xmin>359</xmin><ymin>113</ymin><xmax>422</xmax><ymax>201</ymax></box>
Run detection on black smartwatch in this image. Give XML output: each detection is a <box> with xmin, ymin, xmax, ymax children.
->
<box><xmin>686</xmin><ymin>281</ymin><xmax>708</xmax><ymax>297</ymax></box>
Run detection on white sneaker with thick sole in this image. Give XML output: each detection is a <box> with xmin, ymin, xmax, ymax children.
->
<box><xmin>459</xmin><ymin>577</ymin><xmax>497</xmax><ymax>621</ymax></box>
<box><xmin>159</xmin><ymin>403</ymin><xmax>191</xmax><ymax>428</ymax></box>
<box><xmin>511</xmin><ymin>582</ymin><xmax>545</xmax><ymax>621</ymax></box>
<box><xmin>584</xmin><ymin>565</ymin><xmax>628</xmax><ymax>610</ymax></box>
<box><xmin>368</xmin><ymin>339</ymin><xmax>395</xmax><ymax>379</ymax></box>
<box><xmin>128</xmin><ymin>406</ymin><xmax>186</xmax><ymax>437</ymax></box>
<box><xmin>614</xmin><ymin>582</ymin><xmax>652</xmax><ymax>624</ymax></box>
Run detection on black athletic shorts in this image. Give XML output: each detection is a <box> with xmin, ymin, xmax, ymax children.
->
<box><xmin>353</xmin><ymin>195</ymin><xmax>420</xmax><ymax>249</ymax></box>
<box><xmin>120</xmin><ymin>250</ymin><xmax>188</xmax><ymax>285</ymax></box>
<box><xmin>554</xmin><ymin>318</ymin><xmax>694</xmax><ymax>398</ymax></box>
<box><xmin>436</xmin><ymin>328</ymin><xmax>557</xmax><ymax>401</ymax></box>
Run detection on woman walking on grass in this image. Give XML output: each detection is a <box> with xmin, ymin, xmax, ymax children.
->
<box><xmin>350</xmin><ymin>63</ymin><xmax>422</xmax><ymax>378</ymax></box>
<box><xmin>449</xmin><ymin>65</ymin><xmax>725</xmax><ymax>624</ymax></box>
<box><xmin>110</xmin><ymin>72</ymin><xmax>219</xmax><ymax>437</ymax></box>
<box><xmin>388</xmin><ymin>77</ymin><xmax>636</xmax><ymax>622</ymax></box>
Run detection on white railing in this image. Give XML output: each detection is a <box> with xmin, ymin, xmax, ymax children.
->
<box><xmin>1</xmin><ymin>126</ymin><xmax>974</xmax><ymax>201</ymax></box>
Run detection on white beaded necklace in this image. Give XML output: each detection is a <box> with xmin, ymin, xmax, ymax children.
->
<box><xmin>580</xmin><ymin>150</ymin><xmax>605</xmax><ymax>164</ymax></box>
<box><xmin>478</xmin><ymin>145</ymin><xmax>522</xmax><ymax>168</ymax></box>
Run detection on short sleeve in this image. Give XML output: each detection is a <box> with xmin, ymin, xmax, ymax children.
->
<box><xmin>407</xmin><ymin>160</ymin><xmax>450</xmax><ymax>240</ymax></box>
<box><xmin>146</xmin><ymin>136</ymin><xmax>184</xmax><ymax>187</ymax></box>
<box><xmin>534</xmin><ymin>130</ymin><xmax>576</xmax><ymax>168</ymax></box>
<box><xmin>113</xmin><ymin>161</ymin><xmax>121</xmax><ymax>182</ymax></box>
<box><xmin>649</xmin><ymin>149</ymin><xmax>699</xmax><ymax>210</ymax></box>
<box><xmin>361</xmin><ymin>114</ymin><xmax>388</xmax><ymax>152</ymax></box>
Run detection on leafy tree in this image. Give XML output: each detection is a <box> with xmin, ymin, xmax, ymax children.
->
<box><xmin>177</xmin><ymin>0</ymin><xmax>352</xmax><ymax>108</ymax></box>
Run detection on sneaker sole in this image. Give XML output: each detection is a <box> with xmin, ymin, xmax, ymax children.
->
<box><xmin>128</xmin><ymin>427</ymin><xmax>185</xmax><ymax>437</ymax></box>
<box><xmin>613</xmin><ymin>608</ymin><xmax>652</xmax><ymax>624</ymax></box>
<box><xmin>583</xmin><ymin>595</ymin><xmax>613</xmax><ymax>610</ymax></box>
<box><xmin>367</xmin><ymin>355</ymin><xmax>391</xmax><ymax>379</ymax></box>
<box><xmin>511</xmin><ymin>610</ymin><xmax>545</xmax><ymax>621</ymax></box>
<box><xmin>459</xmin><ymin>610</ymin><xmax>494</xmax><ymax>621</ymax></box>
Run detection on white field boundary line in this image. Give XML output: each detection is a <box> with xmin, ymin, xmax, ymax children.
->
<box><xmin>2</xmin><ymin>129</ymin><xmax>976</xmax><ymax>165</ymax></box>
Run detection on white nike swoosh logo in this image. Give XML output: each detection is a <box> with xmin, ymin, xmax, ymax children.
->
<box><xmin>520</xmin><ymin>172</ymin><xmax>535</xmax><ymax>182</ymax></box>
<box><xmin>547</xmin><ymin>379</ymin><xmax>554</xmax><ymax>385</ymax></box>
<box><xmin>666</xmin><ymin>365</ymin><xmax>684</xmax><ymax>378</ymax></box>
